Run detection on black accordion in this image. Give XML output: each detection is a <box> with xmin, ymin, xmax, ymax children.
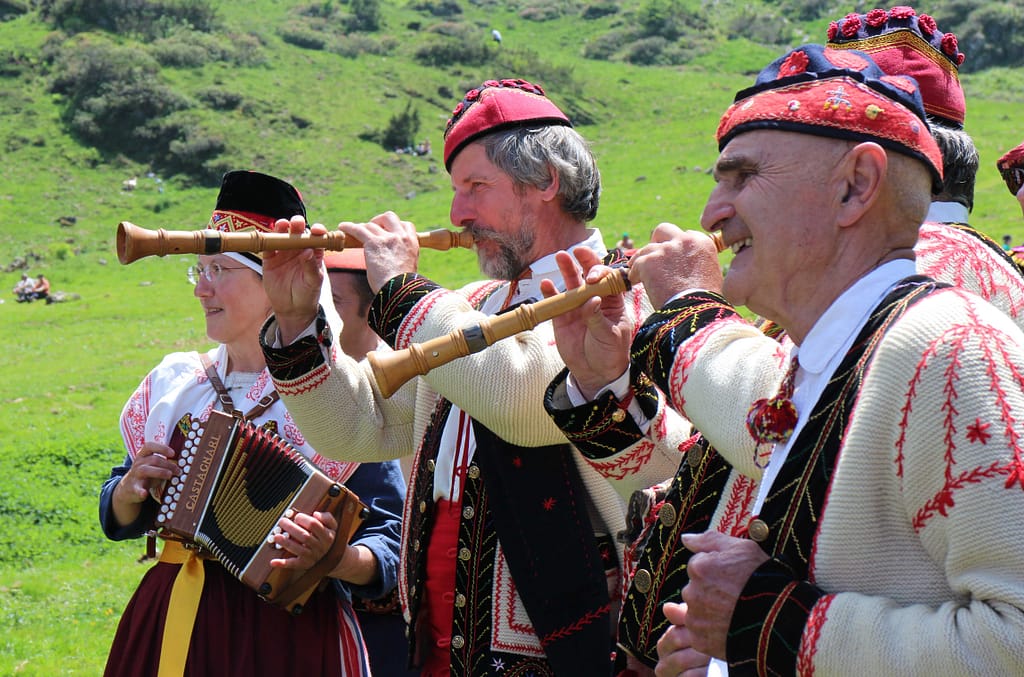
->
<box><xmin>156</xmin><ymin>409</ymin><xmax>366</xmax><ymax>613</ymax></box>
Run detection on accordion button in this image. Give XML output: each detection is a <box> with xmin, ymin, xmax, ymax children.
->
<box><xmin>451</xmin><ymin>635</ymin><xmax>465</xmax><ymax>649</ymax></box>
<box><xmin>455</xmin><ymin>593</ymin><xmax>466</xmax><ymax>608</ymax></box>
<box><xmin>461</xmin><ymin>506</ymin><xmax>475</xmax><ymax>520</ymax></box>
<box><xmin>458</xmin><ymin>548</ymin><xmax>471</xmax><ymax>561</ymax></box>
<box><xmin>426</xmin><ymin>459</ymin><xmax>436</xmax><ymax>472</ymax></box>
<box><xmin>467</xmin><ymin>465</ymin><xmax>480</xmax><ymax>479</ymax></box>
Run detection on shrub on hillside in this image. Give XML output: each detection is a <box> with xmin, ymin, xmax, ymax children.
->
<box><xmin>581</xmin><ymin>1</ymin><xmax>619</xmax><ymax>20</ymax></box>
<box><xmin>415</xmin><ymin>37</ymin><xmax>493</xmax><ymax>67</ymax></box>
<box><xmin>409</xmin><ymin>0</ymin><xmax>462</xmax><ymax>18</ymax></box>
<box><xmin>637</xmin><ymin>0</ymin><xmax>712</xmax><ymax>41</ymax></box>
<box><xmin>150</xmin><ymin>25</ymin><xmax>265</xmax><ymax>68</ymax></box>
<box><xmin>382</xmin><ymin>101</ymin><xmax>421</xmax><ymax>151</ymax></box>
<box><xmin>37</xmin><ymin>0</ymin><xmax>220</xmax><ymax>39</ymax></box>
<box><xmin>348</xmin><ymin>0</ymin><xmax>382</xmax><ymax>32</ymax></box>
<box><xmin>583</xmin><ymin>28</ymin><xmax>639</xmax><ymax>60</ymax></box>
<box><xmin>196</xmin><ymin>87</ymin><xmax>243</xmax><ymax>111</ymax></box>
<box><xmin>330</xmin><ymin>33</ymin><xmax>396</xmax><ymax>58</ymax></box>
<box><xmin>279</xmin><ymin>19</ymin><xmax>328</xmax><ymax>50</ymax></box>
<box><xmin>725</xmin><ymin>5</ymin><xmax>794</xmax><ymax>46</ymax></box>
<box><xmin>954</xmin><ymin>3</ymin><xmax>1024</xmax><ymax>72</ymax></box>
<box><xmin>519</xmin><ymin>2</ymin><xmax>565</xmax><ymax>22</ymax></box>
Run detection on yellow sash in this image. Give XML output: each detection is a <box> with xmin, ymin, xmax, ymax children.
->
<box><xmin>157</xmin><ymin>541</ymin><xmax>209</xmax><ymax>677</ymax></box>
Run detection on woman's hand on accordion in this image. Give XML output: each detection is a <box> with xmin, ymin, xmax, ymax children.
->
<box><xmin>269</xmin><ymin>509</ymin><xmax>340</xmax><ymax>571</ymax></box>
<box><xmin>112</xmin><ymin>442</ymin><xmax>180</xmax><ymax>528</ymax></box>
<box><xmin>269</xmin><ymin>509</ymin><xmax>380</xmax><ymax>586</ymax></box>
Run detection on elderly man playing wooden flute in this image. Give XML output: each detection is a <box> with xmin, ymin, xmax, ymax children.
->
<box><xmin>544</xmin><ymin>44</ymin><xmax>1024</xmax><ymax>676</ymax></box>
<box><xmin>259</xmin><ymin>79</ymin><xmax>660</xmax><ymax>676</ymax></box>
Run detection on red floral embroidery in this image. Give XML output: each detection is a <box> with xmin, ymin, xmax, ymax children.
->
<box><xmin>827</xmin><ymin>21</ymin><xmax>839</xmax><ymax>40</ymax></box>
<box><xmin>865</xmin><ymin>9</ymin><xmax>888</xmax><ymax>28</ymax></box>
<box><xmin>542</xmin><ymin>497</ymin><xmax>557</xmax><ymax>511</ymax></box>
<box><xmin>826</xmin><ymin>49</ymin><xmax>870</xmax><ymax>71</ymax></box>
<box><xmin>881</xmin><ymin>74</ymin><xmax>917</xmax><ymax>94</ymax></box>
<box><xmin>890</xmin><ymin>6</ymin><xmax>916</xmax><ymax>19</ymax></box>
<box><xmin>465</xmin><ymin>89</ymin><xmax>480</xmax><ymax>101</ymax></box>
<box><xmin>918</xmin><ymin>14</ymin><xmax>937</xmax><ymax>36</ymax></box>
<box><xmin>966</xmin><ymin>419</ymin><xmax>991</xmax><ymax>444</ymax></box>
<box><xmin>778</xmin><ymin>50</ymin><xmax>810</xmax><ymax>78</ymax></box>
<box><xmin>841</xmin><ymin>14</ymin><xmax>862</xmax><ymax>37</ymax></box>
<box><xmin>941</xmin><ymin>33</ymin><xmax>959</xmax><ymax>57</ymax></box>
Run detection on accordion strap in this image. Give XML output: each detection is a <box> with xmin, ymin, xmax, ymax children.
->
<box><xmin>200</xmin><ymin>353</ymin><xmax>280</xmax><ymax>420</ymax></box>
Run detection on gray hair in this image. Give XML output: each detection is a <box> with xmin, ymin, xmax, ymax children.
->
<box><xmin>480</xmin><ymin>125</ymin><xmax>601</xmax><ymax>222</ymax></box>
<box><xmin>930</xmin><ymin>120</ymin><xmax>978</xmax><ymax>213</ymax></box>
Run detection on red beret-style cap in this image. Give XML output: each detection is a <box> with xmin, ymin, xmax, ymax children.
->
<box><xmin>997</xmin><ymin>140</ymin><xmax>1024</xmax><ymax>196</ymax></box>
<box><xmin>324</xmin><ymin>248</ymin><xmax>367</xmax><ymax>273</ymax></box>
<box><xmin>442</xmin><ymin>78</ymin><xmax>571</xmax><ymax>171</ymax></box>
<box><xmin>717</xmin><ymin>44</ymin><xmax>943</xmax><ymax>192</ymax></box>
<box><xmin>998</xmin><ymin>141</ymin><xmax>1024</xmax><ymax>172</ymax></box>
<box><xmin>826</xmin><ymin>6</ymin><xmax>965</xmax><ymax>128</ymax></box>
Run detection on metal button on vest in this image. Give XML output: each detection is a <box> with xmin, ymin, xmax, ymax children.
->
<box><xmin>455</xmin><ymin>593</ymin><xmax>466</xmax><ymax>608</ymax></box>
<box><xmin>462</xmin><ymin>506</ymin><xmax>475</xmax><ymax>520</ymax></box>
<box><xmin>451</xmin><ymin>635</ymin><xmax>465</xmax><ymax>649</ymax></box>
<box><xmin>633</xmin><ymin>568</ymin><xmax>652</xmax><ymax>594</ymax></box>
<box><xmin>426</xmin><ymin>459</ymin><xmax>436</xmax><ymax>472</ymax></box>
<box><xmin>687</xmin><ymin>446</ymin><xmax>703</xmax><ymax>468</ymax></box>
<box><xmin>748</xmin><ymin>518</ymin><xmax>769</xmax><ymax>542</ymax></box>
<box><xmin>658</xmin><ymin>503</ymin><xmax>677</xmax><ymax>528</ymax></box>
<box><xmin>458</xmin><ymin>547</ymin><xmax>471</xmax><ymax>561</ymax></box>
<box><xmin>412</xmin><ymin>539</ymin><xmax>420</xmax><ymax>551</ymax></box>
<box><xmin>419</xmin><ymin>500</ymin><xmax>427</xmax><ymax>514</ymax></box>
<box><xmin>611</xmin><ymin>408</ymin><xmax>626</xmax><ymax>422</ymax></box>
<box><xmin>467</xmin><ymin>465</ymin><xmax>480</xmax><ymax>479</ymax></box>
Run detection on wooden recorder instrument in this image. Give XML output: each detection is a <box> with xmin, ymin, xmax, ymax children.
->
<box><xmin>116</xmin><ymin>221</ymin><xmax>475</xmax><ymax>264</ymax></box>
<box><xmin>157</xmin><ymin>409</ymin><xmax>368</xmax><ymax>614</ymax></box>
<box><xmin>367</xmin><ymin>268</ymin><xmax>632</xmax><ymax>398</ymax></box>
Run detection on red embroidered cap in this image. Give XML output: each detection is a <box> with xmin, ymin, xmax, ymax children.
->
<box><xmin>716</xmin><ymin>44</ymin><xmax>943</xmax><ymax>192</ymax></box>
<box><xmin>324</xmin><ymin>248</ymin><xmax>367</xmax><ymax>273</ymax></box>
<box><xmin>825</xmin><ymin>6</ymin><xmax>965</xmax><ymax>128</ymax></box>
<box><xmin>442</xmin><ymin>78</ymin><xmax>571</xmax><ymax>171</ymax></box>
<box><xmin>206</xmin><ymin>170</ymin><xmax>306</xmax><ymax>267</ymax></box>
<box><xmin>997</xmin><ymin>141</ymin><xmax>1024</xmax><ymax>196</ymax></box>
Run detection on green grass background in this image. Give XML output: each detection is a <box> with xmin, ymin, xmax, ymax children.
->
<box><xmin>0</xmin><ymin>1</ymin><xmax>1022</xmax><ymax>673</ymax></box>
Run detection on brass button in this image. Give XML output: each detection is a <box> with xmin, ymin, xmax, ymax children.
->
<box><xmin>426</xmin><ymin>459</ymin><xmax>436</xmax><ymax>472</ymax></box>
<box><xmin>412</xmin><ymin>539</ymin><xmax>420</xmax><ymax>551</ymax></box>
<box><xmin>748</xmin><ymin>518</ymin><xmax>769</xmax><ymax>542</ymax></box>
<box><xmin>633</xmin><ymin>569</ymin><xmax>652</xmax><ymax>594</ymax></box>
<box><xmin>658</xmin><ymin>503</ymin><xmax>677</xmax><ymax>528</ymax></box>
<box><xmin>462</xmin><ymin>506</ymin><xmax>475</xmax><ymax>520</ymax></box>
<box><xmin>451</xmin><ymin>635</ymin><xmax>465</xmax><ymax>649</ymax></box>
<box><xmin>419</xmin><ymin>500</ymin><xmax>427</xmax><ymax>514</ymax></box>
<box><xmin>687</xmin><ymin>446</ymin><xmax>703</xmax><ymax>468</ymax></box>
<box><xmin>455</xmin><ymin>593</ymin><xmax>466</xmax><ymax>608</ymax></box>
<box><xmin>458</xmin><ymin>547</ymin><xmax>471</xmax><ymax>561</ymax></box>
<box><xmin>467</xmin><ymin>465</ymin><xmax>480</xmax><ymax>479</ymax></box>
<box><xmin>611</xmin><ymin>408</ymin><xmax>626</xmax><ymax>423</ymax></box>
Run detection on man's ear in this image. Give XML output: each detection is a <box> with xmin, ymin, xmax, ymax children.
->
<box><xmin>539</xmin><ymin>165</ymin><xmax>560</xmax><ymax>202</ymax></box>
<box><xmin>837</xmin><ymin>142</ymin><xmax>886</xmax><ymax>227</ymax></box>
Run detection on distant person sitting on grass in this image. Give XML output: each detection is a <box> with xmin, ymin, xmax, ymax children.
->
<box><xmin>13</xmin><ymin>273</ymin><xmax>35</xmax><ymax>302</ymax></box>
<box><xmin>29</xmin><ymin>274</ymin><xmax>50</xmax><ymax>302</ymax></box>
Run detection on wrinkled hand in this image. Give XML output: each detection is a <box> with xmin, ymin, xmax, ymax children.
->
<box><xmin>678</xmin><ymin>531</ymin><xmax>770</xmax><ymax>659</ymax></box>
<box><xmin>269</xmin><ymin>509</ymin><xmax>338</xmax><ymax>570</ymax></box>
<box><xmin>338</xmin><ymin>211</ymin><xmax>420</xmax><ymax>293</ymax></box>
<box><xmin>540</xmin><ymin>249</ymin><xmax>633</xmax><ymax>400</ymax></box>
<box><xmin>655</xmin><ymin>602</ymin><xmax>712</xmax><ymax>677</ymax></box>
<box><xmin>629</xmin><ymin>223</ymin><xmax>723</xmax><ymax>309</ymax></box>
<box><xmin>262</xmin><ymin>215</ymin><xmax>326</xmax><ymax>344</ymax></box>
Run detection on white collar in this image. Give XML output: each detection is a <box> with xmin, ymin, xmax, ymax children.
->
<box><xmin>925</xmin><ymin>201</ymin><xmax>969</xmax><ymax>225</ymax></box>
<box><xmin>511</xmin><ymin>228</ymin><xmax>607</xmax><ymax>304</ymax></box>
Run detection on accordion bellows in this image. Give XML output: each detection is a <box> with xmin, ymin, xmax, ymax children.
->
<box><xmin>157</xmin><ymin>409</ymin><xmax>366</xmax><ymax>613</ymax></box>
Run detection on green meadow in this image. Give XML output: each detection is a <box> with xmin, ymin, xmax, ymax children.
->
<box><xmin>0</xmin><ymin>1</ymin><xmax>1022</xmax><ymax>673</ymax></box>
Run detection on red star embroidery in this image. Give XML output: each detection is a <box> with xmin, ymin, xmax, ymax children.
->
<box><xmin>542</xmin><ymin>497</ymin><xmax>557</xmax><ymax>511</ymax></box>
<box><xmin>512</xmin><ymin>456</ymin><xmax>523</xmax><ymax>468</ymax></box>
<box><xmin>965</xmin><ymin>419</ymin><xmax>991</xmax><ymax>444</ymax></box>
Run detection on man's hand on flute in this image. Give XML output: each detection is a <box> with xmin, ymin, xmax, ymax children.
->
<box><xmin>263</xmin><ymin>215</ymin><xmax>326</xmax><ymax>345</ymax></box>
<box><xmin>628</xmin><ymin>223</ymin><xmax>724</xmax><ymax>309</ymax></box>
<box><xmin>338</xmin><ymin>211</ymin><xmax>421</xmax><ymax>293</ymax></box>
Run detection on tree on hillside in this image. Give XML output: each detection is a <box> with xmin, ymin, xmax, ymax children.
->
<box><xmin>349</xmin><ymin>0</ymin><xmax>381</xmax><ymax>32</ymax></box>
<box><xmin>37</xmin><ymin>0</ymin><xmax>220</xmax><ymax>39</ymax></box>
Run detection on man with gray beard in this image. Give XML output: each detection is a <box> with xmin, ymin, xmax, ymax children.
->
<box><xmin>260</xmin><ymin>79</ymin><xmax>652</xmax><ymax>675</ymax></box>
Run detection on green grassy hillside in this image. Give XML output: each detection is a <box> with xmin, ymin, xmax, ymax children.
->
<box><xmin>0</xmin><ymin>1</ymin><xmax>1022</xmax><ymax>673</ymax></box>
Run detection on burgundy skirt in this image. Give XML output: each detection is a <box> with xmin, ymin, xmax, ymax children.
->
<box><xmin>104</xmin><ymin>560</ymin><xmax>368</xmax><ymax>677</ymax></box>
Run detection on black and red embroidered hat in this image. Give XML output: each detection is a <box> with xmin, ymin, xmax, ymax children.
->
<box><xmin>825</xmin><ymin>6</ymin><xmax>965</xmax><ymax>129</ymax></box>
<box><xmin>717</xmin><ymin>43</ymin><xmax>943</xmax><ymax>192</ymax></box>
<box><xmin>207</xmin><ymin>171</ymin><xmax>306</xmax><ymax>268</ymax></box>
<box><xmin>442</xmin><ymin>78</ymin><xmax>571</xmax><ymax>171</ymax></box>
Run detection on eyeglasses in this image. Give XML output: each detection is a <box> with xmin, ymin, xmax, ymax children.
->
<box><xmin>1001</xmin><ymin>166</ymin><xmax>1024</xmax><ymax>197</ymax></box>
<box><xmin>187</xmin><ymin>262</ymin><xmax>250</xmax><ymax>285</ymax></box>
